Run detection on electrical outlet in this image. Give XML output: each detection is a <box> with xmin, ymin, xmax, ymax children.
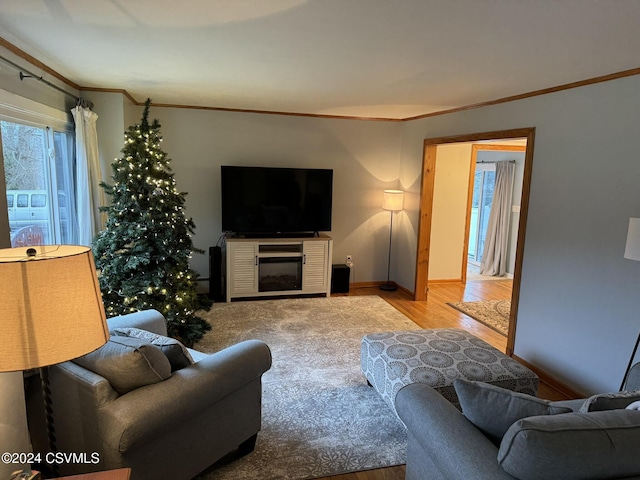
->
<box><xmin>346</xmin><ymin>255</ymin><xmax>354</xmax><ymax>268</ymax></box>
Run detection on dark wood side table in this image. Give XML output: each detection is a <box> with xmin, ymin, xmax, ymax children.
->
<box><xmin>50</xmin><ymin>468</ymin><xmax>131</xmax><ymax>480</ymax></box>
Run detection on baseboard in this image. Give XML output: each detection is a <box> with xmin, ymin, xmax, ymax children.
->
<box><xmin>350</xmin><ymin>281</ymin><xmax>414</xmax><ymax>298</ymax></box>
<box><xmin>351</xmin><ymin>281</ymin><xmax>387</xmax><ymax>289</ymax></box>
<box><xmin>427</xmin><ymin>278</ymin><xmax>463</xmax><ymax>284</ymax></box>
<box><xmin>511</xmin><ymin>354</ymin><xmax>585</xmax><ymax>399</ymax></box>
<box><xmin>395</xmin><ymin>283</ymin><xmax>413</xmax><ymax>298</ymax></box>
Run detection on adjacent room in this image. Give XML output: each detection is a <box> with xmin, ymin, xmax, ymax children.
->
<box><xmin>1</xmin><ymin>2</ymin><xmax>640</xmax><ymax>480</ymax></box>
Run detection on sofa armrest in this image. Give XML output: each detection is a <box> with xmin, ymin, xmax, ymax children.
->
<box><xmin>44</xmin><ymin>362</ymin><xmax>120</xmax><ymax>463</ymax></box>
<box><xmin>100</xmin><ymin>339</ymin><xmax>272</xmax><ymax>452</ymax></box>
<box><xmin>107</xmin><ymin>309</ymin><xmax>168</xmax><ymax>336</ymax></box>
<box><xmin>396</xmin><ymin>383</ymin><xmax>514</xmax><ymax>480</ymax></box>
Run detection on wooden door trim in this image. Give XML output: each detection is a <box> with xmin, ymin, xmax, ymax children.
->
<box><xmin>414</xmin><ymin>144</ymin><xmax>437</xmax><ymax>301</ymax></box>
<box><xmin>414</xmin><ymin>128</ymin><xmax>536</xmax><ymax>357</ymax></box>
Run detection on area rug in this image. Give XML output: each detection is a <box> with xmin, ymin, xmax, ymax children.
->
<box><xmin>194</xmin><ymin>295</ymin><xmax>419</xmax><ymax>480</ymax></box>
<box><xmin>447</xmin><ymin>299</ymin><xmax>511</xmax><ymax>336</ymax></box>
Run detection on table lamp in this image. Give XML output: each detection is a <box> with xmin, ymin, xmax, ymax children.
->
<box><xmin>620</xmin><ymin>218</ymin><xmax>640</xmax><ymax>390</ymax></box>
<box><xmin>0</xmin><ymin>245</ymin><xmax>109</xmax><ymax>475</ymax></box>
<box><xmin>380</xmin><ymin>190</ymin><xmax>404</xmax><ymax>291</ymax></box>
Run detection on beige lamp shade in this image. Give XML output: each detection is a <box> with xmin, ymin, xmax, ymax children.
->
<box><xmin>0</xmin><ymin>245</ymin><xmax>109</xmax><ymax>372</ymax></box>
<box><xmin>382</xmin><ymin>190</ymin><xmax>404</xmax><ymax>211</ymax></box>
<box><xmin>624</xmin><ymin>218</ymin><xmax>640</xmax><ymax>262</ymax></box>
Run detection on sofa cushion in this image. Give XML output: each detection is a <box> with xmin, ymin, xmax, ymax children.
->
<box><xmin>113</xmin><ymin>327</ymin><xmax>194</xmax><ymax>372</ymax></box>
<box><xmin>498</xmin><ymin>409</ymin><xmax>640</xmax><ymax>480</ymax></box>
<box><xmin>73</xmin><ymin>336</ymin><xmax>171</xmax><ymax>394</ymax></box>
<box><xmin>453</xmin><ymin>379</ymin><xmax>571</xmax><ymax>444</ymax></box>
<box><xmin>579</xmin><ymin>390</ymin><xmax>640</xmax><ymax>412</ymax></box>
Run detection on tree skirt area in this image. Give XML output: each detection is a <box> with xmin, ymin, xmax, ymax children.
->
<box><xmin>194</xmin><ymin>295</ymin><xmax>418</xmax><ymax>480</ymax></box>
<box><xmin>447</xmin><ymin>299</ymin><xmax>511</xmax><ymax>336</ymax></box>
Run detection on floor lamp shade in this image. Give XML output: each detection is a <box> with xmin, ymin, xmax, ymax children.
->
<box><xmin>624</xmin><ymin>218</ymin><xmax>640</xmax><ymax>261</ymax></box>
<box><xmin>0</xmin><ymin>245</ymin><xmax>109</xmax><ymax>372</ymax></box>
<box><xmin>382</xmin><ymin>190</ymin><xmax>404</xmax><ymax>211</ymax></box>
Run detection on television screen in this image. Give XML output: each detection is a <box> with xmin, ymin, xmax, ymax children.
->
<box><xmin>221</xmin><ymin>166</ymin><xmax>333</xmax><ymax>235</ymax></box>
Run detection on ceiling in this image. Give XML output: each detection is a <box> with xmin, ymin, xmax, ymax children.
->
<box><xmin>1</xmin><ymin>0</ymin><xmax>640</xmax><ymax>120</ymax></box>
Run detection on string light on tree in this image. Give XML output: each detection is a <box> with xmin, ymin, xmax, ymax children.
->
<box><xmin>92</xmin><ymin>98</ymin><xmax>212</xmax><ymax>346</ymax></box>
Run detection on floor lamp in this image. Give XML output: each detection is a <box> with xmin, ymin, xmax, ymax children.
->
<box><xmin>620</xmin><ymin>217</ymin><xmax>640</xmax><ymax>391</ymax></box>
<box><xmin>0</xmin><ymin>245</ymin><xmax>110</xmax><ymax>477</ymax></box>
<box><xmin>380</xmin><ymin>190</ymin><xmax>404</xmax><ymax>292</ymax></box>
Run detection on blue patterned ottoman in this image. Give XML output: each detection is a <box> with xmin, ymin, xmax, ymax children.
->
<box><xmin>361</xmin><ymin>328</ymin><xmax>538</xmax><ymax>413</ymax></box>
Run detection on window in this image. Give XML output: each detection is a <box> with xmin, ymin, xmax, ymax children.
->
<box><xmin>1</xmin><ymin>119</ymin><xmax>77</xmax><ymax>247</ymax></box>
<box><xmin>31</xmin><ymin>193</ymin><xmax>47</xmax><ymax>208</ymax></box>
<box><xmin>17</xmin><ymin>193</ymin><xmax>28</xmax><ymax>208</ymax></box>
<box><xmin>468</xmin><ymin>163</ymin><xmax>496</xmax><ymax>264</ymax></box>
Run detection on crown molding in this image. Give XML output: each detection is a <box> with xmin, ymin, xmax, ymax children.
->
<box><xmin>2</xmin><ymin>36</ymin><xmax>639</xmax><ymax>123</ymax></box>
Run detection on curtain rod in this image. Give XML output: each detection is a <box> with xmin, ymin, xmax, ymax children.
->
<box><xmin>477</xmin><ymin>160</ymin><xmax>516</xmax><ymax>164</ymax></box>
<box><xmin>0</xmin><ymin>53</ymin><xmax>91</xmax><ymax>107</ymax></box>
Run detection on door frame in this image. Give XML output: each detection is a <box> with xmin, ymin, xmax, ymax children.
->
<box><xmin>414</xmin><ymin>128</ymin><xmax>536</xmax><ymax>356</ymax></box>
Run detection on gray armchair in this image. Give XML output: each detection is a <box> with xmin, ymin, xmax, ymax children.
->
<box><xmin>36</xmin><ymin>310</ymin><xmax>271</xmax><ymax>480</ymax></box>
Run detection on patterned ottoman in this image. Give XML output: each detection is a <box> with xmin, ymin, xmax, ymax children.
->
<box><xmin>361</xmin><ymin>328</ymin><xmax>538</xmax><ymax>413</ymax></box>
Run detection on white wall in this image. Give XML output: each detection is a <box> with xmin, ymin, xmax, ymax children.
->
<box><xmin>118</xmin><ymin>105</ymin><xmax>403</xmax><ymax>286</ymax></box>
<box><xmin>84</xmin><ymin>91</ymin><xmax>128</xmax><ymax>192</ymax></box>
<box><xmin>0</xmin><ymin>46</ymin><xmax>77</xmax><ymax>115</ymax></box>
<box><xmin>399</xmin><ymin>75</ymin><xmax>640</xmax><ymax>394</ymax></box>
<box><xmin>429</xmin><ymin>143</ymin><xmax>472</xmax><ymax>280</ymax></box>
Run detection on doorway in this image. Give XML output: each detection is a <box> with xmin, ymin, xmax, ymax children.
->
<box><xmin>414</xmin><ymin>129</ymin><xmax>536</xmax><ymax>356</ymax></box>
<box><xmin>465</xmin><ymin>143</ymin><xmax>526</xmax><ymax>282</ymax></box>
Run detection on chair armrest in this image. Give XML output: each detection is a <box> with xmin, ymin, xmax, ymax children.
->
<box><xmin>100</xmin><ymin>339</ymin><xmax>272</xmax><ymax>452</ymax></box>
<box><xmin>396</xmin><ymin>383</ymin><xmax>514</xmax><ymax>480</ymax></box>
<box><xmin>107</xmin><ymin>309</ymin><xmax>168</xmax><ymax>336</ymax></box>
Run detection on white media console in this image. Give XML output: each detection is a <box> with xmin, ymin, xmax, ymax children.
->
<box><xmin>225</xmin><ymin>234</ymin><xmax>333</xmax><ymax>302</ymax></box>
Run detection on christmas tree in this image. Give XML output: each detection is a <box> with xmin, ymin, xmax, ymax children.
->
<box><xmin>93</xmin><ymin>99</ymin><xmax>211</xmax><ymax>347</ymax></box>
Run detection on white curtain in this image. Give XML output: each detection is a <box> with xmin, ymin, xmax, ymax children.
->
<box><xmin>72</xmin><ymin>105</ymin><xmax>104</xmax><ymax>246</ymax></box>
<box><xmin>480</xmin><ymin>161</ymin><xmax>516</xmax><ymax>276</ymax></box>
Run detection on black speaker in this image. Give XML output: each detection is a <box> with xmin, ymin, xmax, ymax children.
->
<box><xmin>209</xmin><ymin>246</ymin><xmax>224</xmax><ymax>301</ymax></box>
<box><xmin>331</xmin><ymin>264</ymin><xmax>350</xmax><ymax>294</ymax></box>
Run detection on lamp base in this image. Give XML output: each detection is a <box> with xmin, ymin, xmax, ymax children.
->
<box><xmin>379</xmin><ymin>283</ymin><xmax>397</xmax><ymax>292</ymax></box>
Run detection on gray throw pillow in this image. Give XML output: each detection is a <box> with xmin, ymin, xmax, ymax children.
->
<box><xmin>113</xmin><ymin>327</ymin><xmax>194</xmax><ymax>372</ymax></box>
<box><xmin>453</xmin><ymin>379</ymin><xmax>572</xmax><ymax>444</ymax></box>
<box><xmin>74</xmin><ymin>336</ymin><xmax>171</xmax><ymax>395</ymax></box>
<box><xmin>579</xmin><ymin>390</ymin><xmax>640</xmax><ymax>412</ymax></box>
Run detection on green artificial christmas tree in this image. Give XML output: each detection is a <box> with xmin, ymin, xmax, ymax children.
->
<box><xmin>93</xmin><ymin>99</ymin><xmax>211</xmax><ymax>346</ymax></box>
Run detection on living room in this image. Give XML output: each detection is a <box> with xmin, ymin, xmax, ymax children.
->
<box><xmin>2</xmin><ymin>2</ymin><xmax>640</xmax><ymax>479</ymax></box>
<box><xmin>87</xmin><ymin>69</ymin><xmax>640</xmax><ymax>396</ymax></box>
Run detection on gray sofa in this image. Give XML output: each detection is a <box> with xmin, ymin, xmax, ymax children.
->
<box><xmin>396</xmin><ymin>364</ymin><xmax>640</xmax><ymax>480</ymax></box>
<box><xmin>38</xmin><ymin>309</ymin><xmax>272</xmax><ymax>480</ymax></box>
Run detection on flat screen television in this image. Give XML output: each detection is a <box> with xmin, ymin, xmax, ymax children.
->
<box><xmin>221</xmin><ymin>166</ymin><xmax>333</xmax><ymax>236</ymax></box>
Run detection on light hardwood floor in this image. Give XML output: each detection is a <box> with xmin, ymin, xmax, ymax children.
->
<box><xmin>316</xmin><ymin>280</ymin><xmax>568</xmax><ymax>480</ymax></box>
